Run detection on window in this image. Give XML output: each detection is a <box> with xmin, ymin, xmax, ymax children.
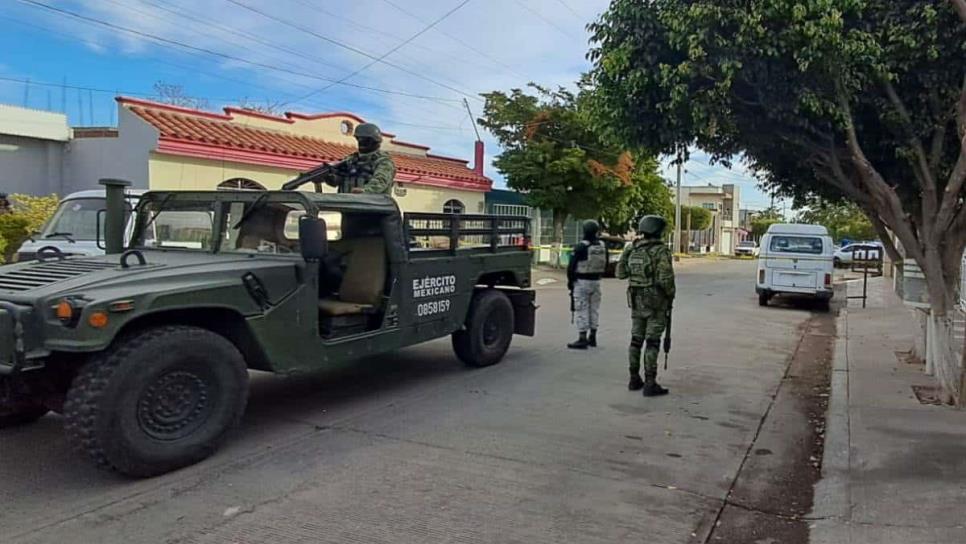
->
<box><xmin>770</xmin><ymin>235</ymin><xmax>824</xmax><ymax>255</ymax></box>
<box><xmin>42</xmin><ymin>197</ymin><xmax>130</xmax><ymax>242</ymax></box>
<box><xmin>443</xmin><ymin>199</ymin><xmax>465</xmax><ymax>214</ymax></box>
<box><xmin>224</xmin><ymin>201</ymin><xmax>305</xmax><ymax>254</ymax></box>
<box><xmin>218</xmin><ymin>178</ymin><xmax>266</xmax><ymax>191</ymax></box>
<box><xmin>702</xmin><ymin>202</ymin><xmax>717</xmax><ymax>210</ymax></box>
<box><xmin>137</xmin><ymin>200</ymin><xmax>216</xmax><ymax>250</ymax></box>
<box><xmin>340</xmin><ymin>120</ymin><xmax>354</xmax><ymax>135</ymax></box>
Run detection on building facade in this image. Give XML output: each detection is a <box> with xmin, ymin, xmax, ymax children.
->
<box><xmin>678</xmin><ymin>183</ymin><xmax>742</xmax><ymax>255</ymax></box>
<box><xmin>1</xmin><ymin>98</ymin><xmax>491</xmax><ymax>214</ymax></box>
<box><xmin>0</xmin><ymin>104</ymin><xmax>70</xmax><ymax>196</ymax></box>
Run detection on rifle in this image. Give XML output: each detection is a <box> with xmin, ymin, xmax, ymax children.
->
<box><xmin>280</xmin><ymin>161</ymin><xmax>343</xmax><ymax>191</ymax></box>
<box><xmin>569</xmin><ymin>287</ymin><xmax>575</xmax><ymax>324</ymax></box>
<box><xmin>663</xmin><ymin>306</ymin><xmax>672</xmax><ymax>370</ymax></box>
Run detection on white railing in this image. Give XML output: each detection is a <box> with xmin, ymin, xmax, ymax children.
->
<box><xmin>959</xmin><ymin>251</ymin><xmax>965</xmax><ymax>311</ymax></box>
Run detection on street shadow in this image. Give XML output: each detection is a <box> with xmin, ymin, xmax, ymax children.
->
<box><xmin>0</xmin><ymin>339</ymin><xmax>480</xmax><ymax>493</ymax></box>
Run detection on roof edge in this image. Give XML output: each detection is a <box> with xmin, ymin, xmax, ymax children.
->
<box><xmin>116</xmin><ymin>96</ymin><xmax>232</xmax><ymax>121</ymax></box>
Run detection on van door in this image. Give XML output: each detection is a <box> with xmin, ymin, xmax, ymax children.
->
<box><xmin>765</xmin><ymin>234</ymin><xmax>828</xmax><ymax>290</ymax></box>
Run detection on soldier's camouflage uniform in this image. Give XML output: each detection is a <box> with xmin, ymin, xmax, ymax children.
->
<box><xmin>617</xmin><ymin>238</ymin><xmax>675</xmax><ymax>377</ymax></box>
<box><xmin>321</xmin><ymin>150</ymin><xmax>396</xmax><ymax>194</ymax></box>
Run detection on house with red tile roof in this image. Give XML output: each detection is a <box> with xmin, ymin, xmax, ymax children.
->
<box><xmin>65</xmin><ymin>97</ymin><xmax>492</xmax><ymax>214</ymax></box>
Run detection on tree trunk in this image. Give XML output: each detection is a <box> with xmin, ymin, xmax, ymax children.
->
<box><xmin>552</xmin><ymin>209</ymin><xmax>568</xmax><ymax>268</ymax></box>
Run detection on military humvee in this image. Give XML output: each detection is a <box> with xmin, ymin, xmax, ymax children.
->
<box><xmin>0</xmin><ymin>182</ymin><xmax>535</xmax><ymax>477</ymax></box>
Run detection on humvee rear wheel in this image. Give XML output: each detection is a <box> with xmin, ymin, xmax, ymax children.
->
<box><xmin>452</xmin><ymin>289</ymin><xmax>514</xmax><ymax>367</ymax></box>
<box><xmin>64</xmin><ymin>325</ymin><xmax>248</xmax><ymax>477</ymax></box>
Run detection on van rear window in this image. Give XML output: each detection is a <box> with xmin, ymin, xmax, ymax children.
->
<box><xmin>769</xmin><ymin>235</ymin><xmax>823</xmax><ymax>255</ymax></box>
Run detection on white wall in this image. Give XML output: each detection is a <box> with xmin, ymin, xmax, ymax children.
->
<box><xmin>0</xmin><ymin>134</ymin><xmax>65</xmax><ymax>196</ymax></box>
<box><xmin>64</xmin><ymin>107</ymin><xmax>158</xmax><ymax>193</ymax></box>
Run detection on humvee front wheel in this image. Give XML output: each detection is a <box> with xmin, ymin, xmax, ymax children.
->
<box><xmin>452</xmin><ymin>289</ymin><xmax>514</xmax><ymax>367</ymax></box>
<box><xmin>64</xmin><ymin>325</ymin><xmax>249</xmax><ymax>477</ymax></box>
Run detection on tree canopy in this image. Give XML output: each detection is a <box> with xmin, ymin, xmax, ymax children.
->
<box><xmin>478</xmin><ymin>84</ymin><xmax>668</xmax><ymax>241</ymax></box>
<box><xmin>588</xmin><ymin>0</ymin><xmax>966</xmax><ymax>317</ymax></box>
<box><xmin>749</xmin><ymin>208</ymin><xmax>784</xmax><ymax>239</ymax></box>
<box><xmin>795</xmin><ymin>198</ymin><xmax>876</xmax><ymax>243</ymax></box>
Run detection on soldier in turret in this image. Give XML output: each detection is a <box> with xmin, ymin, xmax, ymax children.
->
<box><xmin>318</xmin><ymin>123</ymin><xmax>396</xmax><ymax>194</ymax></box>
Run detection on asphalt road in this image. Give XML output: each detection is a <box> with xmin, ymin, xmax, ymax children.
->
<box><xmin>0</xmin><ymin>260</ymin><xmax>818</xmax><ymax>543</ymax></box>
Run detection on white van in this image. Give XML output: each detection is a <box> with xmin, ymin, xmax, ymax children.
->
<box><xmin>756</xmin><ymin>223</ymin><xmax>834</xmax><ymax>309</ymax></box>
<box><xmin>13</xmin><ymin>189</ymin><xmax>145</xmax><ymax>262</ymax></box>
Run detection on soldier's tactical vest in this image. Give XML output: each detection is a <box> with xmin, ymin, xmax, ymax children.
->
<box><xmin>576</xmin><ymin>240</ymin><xmax>607</xmax><ymax>275</ymax></box>
<box><xmin>626</xmin><ymin>240</ymin><xmax>670</xmax><ymax>312</ymax></box>
<box><xmin>339</xmin><ymin>151</ymin><xmax>388</xmax><ymax>192</ymax></box>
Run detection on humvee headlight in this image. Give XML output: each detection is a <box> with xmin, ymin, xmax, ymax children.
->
<box><xmin>55</xmin><ymin>299</ymin><xmax>76</xmax><ymax>322</ymax></box>
<box><xmin>88</xmin><ymin>311</ymin><xmax>109</xmax><ymax>329</ymax></box>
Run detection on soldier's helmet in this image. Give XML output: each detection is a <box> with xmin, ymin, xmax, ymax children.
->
<box><xmin>353</xmin><ymin>123</ymin><xmax>383</xmax><ymax>143</ymax></box>
<box><xmin>637</xmin><ymin>215</ymin><xmax>667</xmax><ymax>238</ymax></box>
<box><xmin>582</xmin><ymin>219</ymin><xmax>600</xmax><ymax>239</ymax></box>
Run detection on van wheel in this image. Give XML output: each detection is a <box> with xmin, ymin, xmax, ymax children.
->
<box><xmin>64</xmin><ymin>325</ymin><xmax>249</xmax><ymax>477</ymax></box>
<box><xmin>758</xmin><ymin>292</ymin><xmax>769</xmax><ymax>307</ymax></box>
<box><xmin>453</xmin><ymin>290</ymin><xmax>515</xmax><ymax>367</ymax></box>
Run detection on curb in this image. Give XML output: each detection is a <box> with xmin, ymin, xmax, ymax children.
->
<box><xmin>811</xmin><ymin>307</ymin><xmax>852</xmax><ymax>525</ymax></box>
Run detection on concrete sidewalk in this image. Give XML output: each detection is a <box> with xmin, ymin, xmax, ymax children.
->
<box><xmin>811</xmin><ymin>277</ymin><xmax>966</xmax><ymax>543</ymax></box>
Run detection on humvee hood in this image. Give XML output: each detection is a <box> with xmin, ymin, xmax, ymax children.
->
<box><xmin>0</xmin><ymin>251</ymin><xmax>296</xmax><ymax>298</ymax></box>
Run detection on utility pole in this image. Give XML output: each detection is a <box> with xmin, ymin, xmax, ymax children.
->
<box><xmin>674</xmin><ymin>146</ymin><xmax>683</xmax><ymax>255</ymax></box>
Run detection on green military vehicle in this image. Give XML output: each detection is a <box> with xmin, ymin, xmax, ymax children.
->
<box><xmin>0</xmin><ymin>181</ymin><xmax>535</xmax><ymax>477</ymax></box>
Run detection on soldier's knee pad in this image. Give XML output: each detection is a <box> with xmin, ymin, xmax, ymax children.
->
<box><xmin>630</xmin><ymin>336</ymin><xmax>644</xmax><ymax>348</ymax></box>
<box><xmin>645</xmin><ymin>338</ymin><xmax>661</xmax><ymax>350</ymax></box>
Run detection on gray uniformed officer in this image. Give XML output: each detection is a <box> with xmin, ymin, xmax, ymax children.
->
<box><xmin>567</xmin><ymin>220</ymin><xmax>607</xmax><ymax>349</ymax></box>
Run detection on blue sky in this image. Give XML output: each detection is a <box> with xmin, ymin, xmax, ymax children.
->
<box><xmin>0</xmin><ymin>0</ymin><xmax>779</xmax><ymax>211</ymax></box>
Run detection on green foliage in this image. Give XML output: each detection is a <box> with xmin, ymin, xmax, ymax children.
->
<box><xmin>479</xmin><ymin>84</ymin><xmax>666</xmax><ymax>241</ymax></box>
<box><xmin>587</xmin><ymin>0</ymin><xmax>966</xmax><ymax>310</ymax></box>
<box><xmin>598</xmin><ymin>156</ymin><xmax>674</xmax><ymax>234</ymax></box>
<box><xmin>750</xmin><ymin>209</ymin><xmax>784</xmax><ymax>239</ymax></box>
<box><xmin>0</xmin><ymin>194</ymin><xmax>60</xmax><ymax>262</ymax></box>
<box><xmin>795</xmin><ymin>198</ymin><xmax>876</xmax><ymax>242</ymax></box>
<box><xmin>679</xmin><ymin>206</ymin><xmax>712</xmax><ymax>231</ymax></box>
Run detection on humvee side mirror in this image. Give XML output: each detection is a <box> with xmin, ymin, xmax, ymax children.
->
<box><xmin>95</xmin><ymin>209</ymin><xmax>106</xmax><ymax>250</ymax></box>
<box><xmin>299</xmin><ymin>215</ymin><xmax>328</xmax><ymax>261</ymax></box>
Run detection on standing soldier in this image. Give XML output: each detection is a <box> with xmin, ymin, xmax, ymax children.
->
<box><xmin>567</xmin><ymin>220</ymin><xmax>607</xmax><ymax>349</ymax></box>
<box><xmin>317</xmin><ymin>123</ymin><xmax>396</xmax><ymax>194</ymax></box>
<box><xmin>617</xmin><ymin>215</ymin><xmax>675</xmax><ymax>396</ymax></box>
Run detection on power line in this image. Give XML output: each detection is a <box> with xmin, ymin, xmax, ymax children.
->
<box><xmin>136</xmin><ymin>0</ymin><xmax>348</xmax><ymax>75</ymax></box>
<box><xmin>511</xmin><ymin>0</ymin><xmax>581</xmax><ymax>41</ymax></box>
<box><xmin>553</xmin><ymin>0</ymin><xmax>584</xmax><ymax>22</ymax></box>
<box><xmin>225</xmin><ymin>0</ymin><xmax>481</xmax><ymax>102</ymax></box>
<box><xmin>0</xmin><ymin>75</ymin><xmax>470</xmax><ymax>133</ymax></box>
<box><xmin>379</xmin><ymin>0</ymin><xmax>528</xmax><ymax>80</ymax></box>
<box><xmin>282</xmin><ymin>0</ymin><xmax>474</xmax><ymax>107</ymax></box>
<box><xmin>17</xmin><ymin>0</ymin><xmax>463</xmax><ymax>104</ymax></box>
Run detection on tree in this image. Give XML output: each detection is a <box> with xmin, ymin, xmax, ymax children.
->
<box><xmin>795</xmin><ymin>198</ymin><xmax>876</xmax><ymax>242</ymax></box>
<box><xmin>0</xmin><ymin>193</ymin><xmax>59</xmax><ymax>262</ymax></box>
<box><xmin>679</xmin><ymin>206</ymin><xmax>712</xmax><ymax>231</ymax></box>
<box><xmin>479</xmin><ymin>84</ymin><xmax>663</xmax><ymax>244</ymax></box>
<box><xmin>153</xmin><ymin>81</ymin><xmax>210</xmax><ymax>110</ymax></box>
<box><xmin>750</xmin><ymin>209</ymin><xmax>784</xmax><ymax>240</ymax></box>
<box><xmin>589</xmin><ymin>1</ymin><xmax>966</xmax><ymax>400</ymax></box>
<box><xmin>237</xmin><ymin>97</ymin><xmax>286</xmax><ymax>116</ymax></box>
<box><xmin>598</xmin><ymin>156</ymin><xmax>674</xmax><ymax>235</ymax></box>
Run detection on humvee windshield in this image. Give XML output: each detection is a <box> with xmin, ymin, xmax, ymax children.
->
<box><xmin>132</xmin><ymin>195</ymin><xmax>319</xmax><ymax>255</ymax></box>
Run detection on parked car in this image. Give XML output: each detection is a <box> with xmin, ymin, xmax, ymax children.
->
<box><xmin>600</xmin><ymin>235</ymin><xmax>629</xmax><ymax>277</ymax></box>
<box><xmin>734</xmin><ymin>240</ymin><xmax>760</xmax><ymax>257</ymax></box>
<box><xmin>833</xmin><ymin>242</ymin><xmax>883</xmax><ymax>267</ymax></box>
<box><xmin>14</xmin><ymin>189</ymin><xmax>145</xmax><ymax>262</ymax></box>
<box><xmin>756</xmin><ymin>223</ymin><xmax>834</xmax><ymax>310</ymax></box>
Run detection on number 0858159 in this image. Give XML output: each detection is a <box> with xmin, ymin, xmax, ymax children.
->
<box><xmin>417</xmin><ymin>299</ymin><xmax>451</xmax><ymax>317</ymax></box>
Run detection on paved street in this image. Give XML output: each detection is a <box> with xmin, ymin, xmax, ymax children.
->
<box><xmin>1</xmin><ymin>260</ymin><xmax>828</xmax><ymax>543</ymax></box>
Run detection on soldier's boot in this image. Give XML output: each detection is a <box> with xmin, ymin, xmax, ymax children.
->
<box><xmin>588</xmin><ymin>329</ymin><xmax>598</xmax><ymax>347</ymax></box>
<box><xmin>642</xmin><ymin>373</ymin><xmax>669</xmax><ymax>397</ymax></box>
<box><xmin>567</xmin><ymin>331</ymin><xmax>589</xmax><ymax>350</ymax></box>
<box><xmin>628</xmin><ymin>374</ymin><xmax>644</xmax><ymax>391</ymax></box>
